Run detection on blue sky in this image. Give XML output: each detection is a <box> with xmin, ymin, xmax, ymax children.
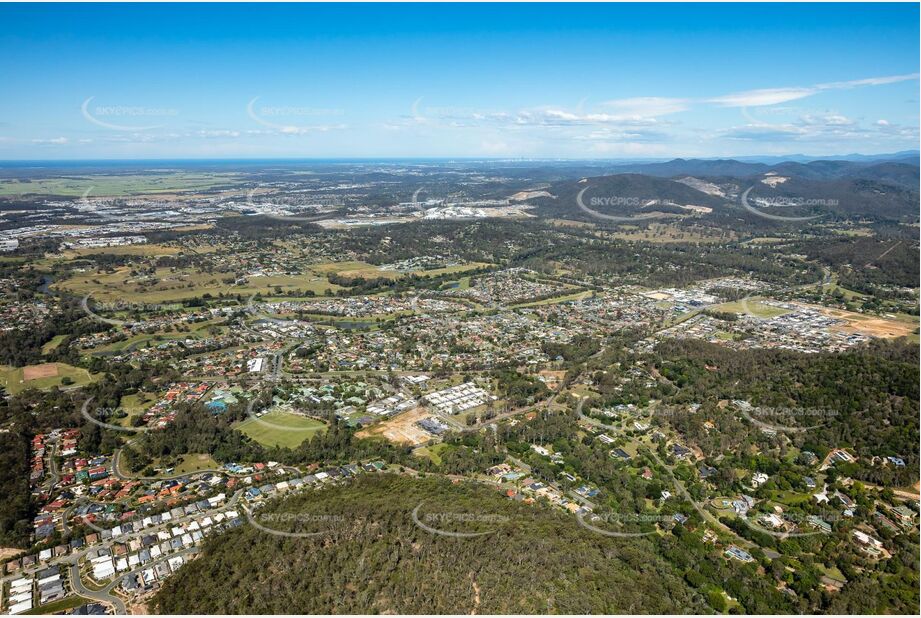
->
<box><xmin>0</xmin><ymin>2</ymin><xmax>918</xmax><ymax>159</ymax></box>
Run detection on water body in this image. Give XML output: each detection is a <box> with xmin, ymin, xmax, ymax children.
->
<box><xmin>38</xmin><ymin>274</ymin><xmax>53</xmax><ymax>294</ymax></box>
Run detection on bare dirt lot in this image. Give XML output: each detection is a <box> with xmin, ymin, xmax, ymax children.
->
<box><xmin>813</xmin><ymin>306</ymin><xmax>917</xmax><ymax>338</ymax></box>
<box><xmin>356</xmin><ymin>407</ymin><xmax>432</xmax><ymax>446</ymax></box>
<box><xmin>23</xmin><ymin>363</ymin><xmax>60</xmax><ymax>380</ymax></box>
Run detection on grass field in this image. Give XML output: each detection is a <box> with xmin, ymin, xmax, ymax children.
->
<box><xmin>712</xmin><ymin>299</ymin><xmax>791</xmax><ymax>318</ymax></box>
<box><xmin>814</xmin><ymin>304</ymin><xmax>918</xmax><ymax>339</ymax></box>
<box><xmin>58</xmin><ymin>243</ymin><xmax>181</xmax><ymax>258</ymax></box>
<box><xmin>511</xmin><ymin>289</ymin><xmax>592</xmax><ymax>308</ymax></box>
<box><xmin>309</xmin><ymin>260</ymin><xmax>489</xmax><ymax>281</ymax></box>
<box><xmin>41</xmin><ymin>334</ymin><xmax>68</xmax><ymax>354</ymax></box>
<box><xmin>88</xmin><ymin>326</ymin><xmax>222</xmax><ymax>355</ymax></box>
<box><xmin>414</xmin><ymin>442</ymin><xmax>450</xmax><ymax>465</ymax></box>
<box><xmin>612</xmin><ymin>223</ymin><xmax>734</xmax><ymax>244</ymax></box>
<box><xmin>234</xmin><ymin>409</ymin><xmax>328</xmax><ymax>449</ymax></box>
<box><xmin>55</xmin><ymin>265</ymin><xmax>344</xmax><ymax>302</ymax></box>
<box><xmin>0</xmin><ymin>172</ymin><xmax>240</xmax><ymax>197</ymax></box>
<box><xmin>160</xmin><ymin>453</ymin><xmax>220</xmax><ymax>475</ymax></box>
<box><xmin>117</xmin><ymin>392</ymin><xmax>155</xmax><ymax>427</ymax></box>
<box><xmin>0</xmin><ymin>362</ymin><xmax>99</xmax><ymax>395</ymax></box>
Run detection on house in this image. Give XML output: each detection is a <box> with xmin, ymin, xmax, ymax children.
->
<box><xmin>724</xmin><ymin>545</ymin><xmax>754</xmax><ymax>562</ymax></box>
<box><xmin>751</xmin><ymin>472</ymin><xmax>769</xmax><ymax>488</ymax></box>
<box><xmin>611</xmin><ymin>448</ymin><xmax>631</xmax><ymax>460</ymax></box>
<box><xmin>852</xmin><ymin>530</ymin><xmax>883</xmax><ymax>555</ymax></box>
<box><xmin>889</xmin><ymin>504</ymin><xmax>917</xmax><ymax>528</ymax></box>
<box><xmin>760</xmin><ymin>513</ymin><xmax>785</xmax><ymax>529</ymax></box>
<box><xmin>835</xmin><ymin>491</ymin><xmax>855</xmax><ymax>509</ymax></box>
<box><xmin>698</xmin><ymin>464</ymin><xmax>717</xmax><ymax>479</ymax></box>
<box><xmin>670</xmin><ymin>443</ymin><xmax>692</xmax><ymax>459</ymax></box>
<box><xmin>807</xmin><ymin>516</ymin><xmax>832</xmax><ymax>534</ymax></box>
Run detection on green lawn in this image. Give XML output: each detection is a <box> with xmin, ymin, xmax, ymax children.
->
<box><xmin>712</xmin><ymin>298</ymin><xmax>790</xmax><ymax>318</ymax></box>
<box><xmin>0</xmin><ymin>362</ymin><xmax>99</xmax><ymax>395</ymax></box>
<box><xmin>155</xmin><ymin>453</ymin><xmax>220</xmax><ymax>475</ymax></box>
<box><xmin>414</xmin><ymin>443</ymin><xmax>451</xmax><ymax>465</ymax></box>
<box><xmin>234</xmin><ymin>409</ymin><xmax>328</xmax><ymax>449</ymax></box>
<box><xmin>41</xmin><ymin>334</ymin><xmax>68</xmax><ymax>354</ymax></box>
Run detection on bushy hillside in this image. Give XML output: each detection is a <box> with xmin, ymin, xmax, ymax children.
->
<box><xmin>152</xmin><ymin>474</ymin><xmax>707</xmax><ymax>614</ymax></box>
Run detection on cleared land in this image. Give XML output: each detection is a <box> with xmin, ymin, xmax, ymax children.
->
<box><xmin>356</xmin><ymin>406</ymin><xmax>432</xmax><ymax>446</ymax></box>
<box><xmin>310</xmin><ymin>260</ymin><xmax>489</xmax><ymax>281</ymax></box>
<box><xmin>55</xmin><ymin>265</ymin><xmax>344</xmax><ymax>302</ymax></box>
<box><xmin>0</xmin><ymin>362</ymin><xmax>99</xmax><ymax>394</ymax></box>
<box><xmin>0</xmin><ymin>172</ymin><xmax>239</xmax><ymax>197</ymax></box>
<box><xmin>812</xmin><ymin>305</ymin><xmax>918</xmax><ymax>338</ymax></box>
<box><xmin>41</xmin><ymin>334</ymin><xmax>68</xmax><ymax>354</ymax></box>
<box><xmin>58</xmin><ymin>243</ymin><xmax>181</xmax><ymax>258</ymax></box>
<box><xmin>611</xmin><ymin>223</ymin><xmax>734</xmax><ymax>244</ymax></box>
<box><xmin>712</xmin><ymin>299</ymin><xmax>792</xmax><ymax>319</ymax></box>
<box><xmin>234</xmin><ymin>409</ymin><xmax>328</xmax><ymax>449</ymax></box>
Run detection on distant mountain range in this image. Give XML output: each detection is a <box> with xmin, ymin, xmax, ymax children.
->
<box><xmin>595</xmin><ymin>155</ymin><xmax>920</xmax><ymax>189</ymax></box>
<box><xmin>531</xmin><ymin>151</ymin><xmax>920</xmax><ymax>223</ymax></box>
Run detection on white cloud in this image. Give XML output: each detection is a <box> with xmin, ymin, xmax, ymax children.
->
<box><xmin>710</xmin><ymin>73</ymin><xmax>919</xmax><ymax>108</ymax></box>
<box><xmin>818</xmin><ymin>73</ymin><xmax>920</xmax><ymax>89</ymax></box>
<box><xmin>600</xmin><ymin>96</ymin><xmax>689</xmax><ymax>118</ymax></box>
<box><xmin>197</xmin><ymin>130</ymin><xmax>241</xmax><ymax>138</ymax></box>
<box><xmin>710</xmin><ymin>87</ymin><xmax>818</xmax><ymax>107</ymax></box>
<box><xmin>32</xmin><ymin>136</ymin><xmax>68</xmax><ymax>145</ymax></box>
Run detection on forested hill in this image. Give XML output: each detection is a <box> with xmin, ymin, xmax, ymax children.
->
<box><xmin>152</xmin><ymin>474</ymin><xmax>707</xmax><ymax>614</ymax></box>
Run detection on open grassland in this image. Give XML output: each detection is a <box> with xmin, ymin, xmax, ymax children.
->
<box><xmin>0</xmin><ymin>173</ymin><xmax>240</xmax><ymax>197</ymax></box>
<box><xmin>57</xmin><ymin>243</ymin><xmax>181</xmax><ymax>259</ymax></box>
<box><xmin>234</xmin><ymin>409</ymin><xmax>328</xmax><ymax>449</ymax></box>
<box><xmin>41</xmin><ymin>334</ymin><xmax>68</xmax><ymax>354</ymax></box>
<box><xmin>163</xmin><ymin>453</ymin><xmax>221</xmax><ymax>475</ymax></box>
<box><xmin>812</xmin><ymin>304</ymin><xmax>918</xmax><ymax>339</ymax></box>
<box><xmin>87</xmin><ymin>321</ymin><xmax>226</xmax><ymax>356</ymax></box>
<box><xmin>54</xmin><ymin>265</ymin><xmax>344</xmax><ymax>302</ymax></box>
<box><xmin>0</xmin><ymin>362</ymin><xmax>99</xmax><ymax>395</ymax></box>
<box><xmin>413</xmin><ymin>442</ymin><xmax>450</xmax><ymax>465</ymax></box>
<box><xmin>116</xmin><ymin>392</ymin><xmax>155</xmax><ymax>427</ymax></box>
<box><xmin>611</xmin><ymin>223</ymin><xmax>734</xmax><ymax>244</ymax></box>
<box><xmin>309</xmin><ymin>260</ymin><xmax>490</xmax><ymax>281</ymax></box>
<box><xmin>511</xmin><ymin>289</ymin><xmax>592</xmax><ymax>308</ymax></box>
<box><xmin>712</xmin><ymin>298</ymin><xmax>792</xmax><ymax>318</ymax></box>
